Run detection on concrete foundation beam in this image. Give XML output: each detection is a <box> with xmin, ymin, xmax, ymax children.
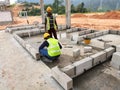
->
<box><xmin>109</xmin><ymin>30</ymin><xmax>118</xmax><ymax>34</ymax></box>
<box><xmin>61</xmin><ymin>64</ymin><xmax>75</xmax><ymax>78</ymax></box>
<box><xmin>102</xmin><ymin>30</ymin><xmax>109</xmax><ymax>35</ymax></box>
<box><xmin>95</xmin><ymin>32</ymin><xmax>103</xmax><ymax>37</ymax></box>
<box><xmin>66</xmin><ymin>29</ymin><xmax>72</xmax><ymax>33</ymax></box>
<box><xmin>111</xmin><ymin>52</ymin><xmax>120</xmax><ymax>70</ymax></box>
<box><xmin>85</xmin><ymin>30</ymin><xmax>92</xmax><ymax>34</ymax></box>
<box><xmin>79</xmin><ymin>31</ymin><xmax>85</xmax><ymax>36</ymax></box>
<box><xmin>104</xmin><ymin>47</ymin><xmax>115</xmax><ymax>58</ymax></box>
<box><xmin>117</xmin><ymin>30</ymin><xmax>120</xmax><ymax>35</ymax></box>
<box><xmin>52</xmin><ymin>66</ymin><xmax>73</xmax><ymax>90</ymax></box>
<box><xmin>73</xmin><ymin>57</ymin><xmax>93</xmax><ymax>76</ymax></box>
<box><xmin>90</xmin><ymin>51</ymin><xmax>107</xmax><ymax>66</ymax></box>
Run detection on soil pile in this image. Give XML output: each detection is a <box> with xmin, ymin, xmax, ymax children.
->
<box><xmin>71</xmin><ymin>13</ymin><xmax>87</xmax><ymax>18</ymax></box>
<box><xmin>91</xmin><ymin>11</ymin><xmax>120</xmax><ymax>19</ymax></box>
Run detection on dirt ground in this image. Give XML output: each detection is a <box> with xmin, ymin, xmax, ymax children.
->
<box><xmin>0</xmin><ymin>11</ymin><xmax>120</xmax><ymax>30</ymax></box>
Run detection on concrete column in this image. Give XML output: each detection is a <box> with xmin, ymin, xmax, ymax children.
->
<box><xmin>40</xmin><ymin>0</ymin><xmax>45</xmax><ymax>24</ymax></box>
<box><xmin>65</xmin><ymin>0</ymin><xmax>71</xmax><ymax>29</ymax></box>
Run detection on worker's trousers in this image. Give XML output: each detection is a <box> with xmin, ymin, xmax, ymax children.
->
<box><xmin>39</xmin><ymin>49</ymin><xmax>60</xmax><ymax>60</ymax></box>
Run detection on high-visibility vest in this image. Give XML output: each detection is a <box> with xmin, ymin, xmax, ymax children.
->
<box><xmin>46</xmin><ymin>16</ymin><xmax>57</xmax><ymax>30</ymax></box>
<box><xmin>47</xmin><ymin>38</ymin><xmax>61</xmax><ymax>57</ymax></box>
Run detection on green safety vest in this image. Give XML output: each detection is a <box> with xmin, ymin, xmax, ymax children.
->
<box><xmin>46</xmin><ymin>16</ymin><xmax>57</xmax><ymax>30</ymax></box>
<box><xmin>47</xmin><ymin>38</ymin><xmax>61</xmax><ymax>57</ymax></box>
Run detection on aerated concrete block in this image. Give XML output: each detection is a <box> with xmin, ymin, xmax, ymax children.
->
<box><xmin>95</xmin><ymin>32</ymin><xmax>103</xmax><ymax>37</ymax></box>
<box><xmin>61</xmin><ymin>64</ymin><xmax>75</xmax><ymax>78</ymax></box>
<box><xmin>66</xmin><ymin>29</ymin><xmax>72</xmax><ymax>33</ymax></box>
<box><xmin>90</xmin><ymin>51</ymin><xmax>107</xmax><ymax>66</ymax></box>
<box><xmin>109</xmin><ymin>30</ymin><xmax>118</xmax><ymax>34</ymax></box>
<box><xmin>102</xmin><ymin>30</ymin><xmax>109</xmax><ymax>35</ymax></box>
<box><xmin>73</xmin><ymin>49</ymin><xmax>80</xmax><ymax>58</ymax></box>
<box><xmin>73</xmin><ymin>57</ymin><xmax>93</xmax><ymax>76</ymax></box>
<box><xmin>79</xmin><ymin>31</ymin><xmax>85</xmax><ymax>36</ymax></box>
<box><xmin>116</xmin><ymin>45</ymin><xmax>120</xmax><ymax>52</ymax></box>
<box><xmin>117</xmin><ymin>30</ymin><xmax>120</xmax><ymax>35</ymax></box>
<box><xmin>77</xmin><ymin>36</ymin><xmax>84</xmax><ymax>42</ymax></box>
<box><xmin>52</xmin><ymin>66</ymin><xmax>73</xmax><ymax>90</ymax></box>
<box><xmin>84</xmin><ymin>46</ymin><xmax>92</xmax><ymax>53</ymax></box>
<box><xmin>111</xmin><ymin>52</ymin><xmax>120</xmax><ymax>70</ymax></box>
<box><xmin>85</xmin><ymin>30</ymin><xmax>92</xmax><ymax>34</ymax></box>
<box><xmin>104</xmin><ymin>47</ymin><xmax>115</xmax><ymax>58</ymax></box>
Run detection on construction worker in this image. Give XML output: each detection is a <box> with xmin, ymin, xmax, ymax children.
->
<box><xmin>45</xmin><ymin>6</ymin><xmax>58</xmax><ymax>39</ymax></box>
<box><xmin>39</xmin><ymin>33</ymin><xmax>62</xmax><ymax>62</ymax></box>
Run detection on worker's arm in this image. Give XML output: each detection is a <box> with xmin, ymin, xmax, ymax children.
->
<box><xmin>45</xmin><ymin>17</ymin><xmax>47</xmax><ymax>32</ymax></box>
<box><xmin>39</xmin><ymin>41</ymin><xmax>49</xmax><ymax>50</ymax></box>
<box><xmin>58</xmin><ymin>42</ymin><xmax>62</xmax><ymax>49</ymax></box>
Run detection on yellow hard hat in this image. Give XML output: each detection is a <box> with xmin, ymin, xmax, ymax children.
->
<box><xmin>46</xmin><ymin>6</ymin><xmax>52</xmax><ymax>12</ymax></box>
<box><xmin>43</xmin><ymin>33</ymin><xmax>50</xmax><ymax>39</ymax></box>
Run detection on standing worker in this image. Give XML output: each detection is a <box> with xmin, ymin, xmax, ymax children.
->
<box><xmin>45</xmin><ymin>6</ymin><xmax>58</xmax><ymax>39</ymax></box>
<box><xmin>39</xmin><ymin>33</ymin><xmax>62</xmax><ymax>62</ymax></box>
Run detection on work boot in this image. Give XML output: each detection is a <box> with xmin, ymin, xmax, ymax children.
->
<box><xmin>41</xmin><ymin>57</ymin><xmax>52</xmax><ymax>63</ymax></box>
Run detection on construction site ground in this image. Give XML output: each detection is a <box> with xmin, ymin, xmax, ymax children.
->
<box><xmin>1</xmin><ymin>29</ymin><xmax>120</xmax><ymax>90</ymax></box>
<box><xmin>1</xmin><ymin>10</ymin><xmax>120</xmax><ymax>90</ymax></box>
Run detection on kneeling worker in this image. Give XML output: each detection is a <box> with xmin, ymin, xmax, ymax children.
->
<box><xmin>39</xmin><ymin>33</ymin><xmax>62</xmax><ymax>62</ymax></box>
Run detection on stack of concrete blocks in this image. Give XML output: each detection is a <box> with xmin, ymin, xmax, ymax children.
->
<box><xmin>109</xmin><ymin>30</ymin><xmax>118</xmax><ymax>34</ymax></box>
<box><xmin>13</xmin><ymin>33</ymin><xmax>40</xmax><ymax>60</ymax></box>
<box><xmin>73</xmin><ymin>49</ymin><xmax>80</xmax><ymax>58</ymax></box>
<box><xmin>52</xmin><ymin>66</ymin><xmax>73</xmax><ymax>90</ymax></box>
<box><xmin>84</xmin><ymin>46</ymin><xmax>92</xmax><ymax>53</ymax></box>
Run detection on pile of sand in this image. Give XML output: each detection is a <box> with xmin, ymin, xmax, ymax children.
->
<box><xmin>90</xmin><ymin>11</ymin><xmax>120</xmax><ymax>19</ymax></box>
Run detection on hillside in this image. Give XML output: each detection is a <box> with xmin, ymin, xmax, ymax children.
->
<box><xmin>18</xmin><ymin>0</ymin><xmax>120</xmax><ymax>11</ymax></box>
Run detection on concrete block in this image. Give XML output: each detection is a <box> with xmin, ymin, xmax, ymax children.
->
<box><xmin>72</xmin><ymin>28</ymin><xmax>78</xmax><ymax>32</ymax></box>
<box><xmin>116</xmin><ymin>45</ymin><xmax>120</xmax><ymax>52</ymax></box>
<box><xmin>61</xmin><ymin>64</ymin><xmax>75</xmax><ymax>78</ymax></box>
<box><xmin>84</xmin><ymin>46</ymin><xmax>92</xmax><ymax>53</ymax></box>
<box><xmin>79</xmin><ymin>31</ymin><xmax>85</xmax><ymax>36</ymax></box>
<box><xmin>85</xmin><ymin>30</ymin><xmax>92</xmax><ymax>34</ymax></box>
<box><xmin>104</xmin><ymin>43</ymin><xmax>111</xmax><ymax>49</ymax></box>
<box><xmin>66</xmin><ymin>29</ymin><xmax>72</xmax><ymax>33</ymax></box>
<box><xmin>104</xmin><ymin>47</ymin><xmax>115</xmax><ymax>58</ymax></box>
<box><xmin>117</xmin><ymin>30</ymin><xmax>120</xmax><ymax>35</ymax></box>
<box><xmin>73</xmin><ymin>57</ymin><xmax>93</xmax><ymax>76</ymax></box>
<box><xmin>102</xmin><ymin>30</ymin><xmax>109</xmax><ymax>35</ymax></box>
<box><xmin>95</xmin><ymin>32</ymin><xmax>103</xmax><ymax>37</ymax></box>
<box><xmin>111</xmin><ymin>52</ymin><xmax>120</xmax><ymax>70</ymax></box>
<box><xmin>90</xmin><ymin>51</ymin><xmax>107</xmax><ymax>66</ymax></box>
<box><xmin>109</xmin><ymin>30</ymin><xmax>118</xmax><ymax>34</ymax></box>
<box><xmin>73</xmin><ymin>49</ymin><xmax>80</xmax><ymax>58</ymax></box>
<box><xmin>86</xmin><ymin>33</ymin><xmax>95</xmax><ymax>38</ymax></box>
<box><xmin>52</xmin><ymin>66</ymin><xmax>73</xmax><ymax>90</ymax></box>
<box><xmin>77</xmin><ymin>36</ymin><xmax>84</xmax><ymax>42</ymax></box>
<box><xmin>62</xmin><ymin>25</ymin><xmax>66</xmax><ymax>30</ymax></box>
